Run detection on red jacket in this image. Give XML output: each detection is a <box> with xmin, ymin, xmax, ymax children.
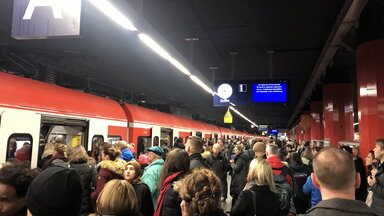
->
<box><xmin>267</xmin><ymin>156</ymin><xmax>293</xmax><ymax>188</ymax></box>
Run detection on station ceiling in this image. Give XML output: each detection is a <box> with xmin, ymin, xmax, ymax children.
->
<box><xmin>0</xmin><ymin>0</ymin><xmax>359</xmax><ymax>131</ymax></box>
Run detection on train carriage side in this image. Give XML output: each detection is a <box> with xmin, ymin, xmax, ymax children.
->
<box><xmin>0</xmin><ymin>72</ymin><xmax>128</xmax><ymax>167</ymax></box>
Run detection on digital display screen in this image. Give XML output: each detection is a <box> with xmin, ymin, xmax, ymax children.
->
<box><xmin>213</xmin><ymin>80</ymin><xmax>288</xmax><ymax>106</ymax></box>
<box><xmin>252</xmin><ymin>83</ymin><xmax>287</xmax><ymax>102</ymax></box>
<box><xmin>270</xmin><ymin>129</ymin><xmax>278</xmax><ymax>134</ymax></box>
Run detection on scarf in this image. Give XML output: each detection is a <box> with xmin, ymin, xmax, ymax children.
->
<box><xmin>42</xmin><ymin>154</ymin><xmax>68</xmax><ymax>169</ymax></box>
<box><xmin>154</xmin><ymin>171</ymin><xmax>183</xmax><ymax>216</ymax></box>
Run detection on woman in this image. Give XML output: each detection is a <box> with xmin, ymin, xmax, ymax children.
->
<box><xmin>154</xmin><ymin>148</ymin><xmax>190</xmax><ymax>216</ymax></box>
<box><xmin>124</xmin><ymin>161</ymin><xmax>154</xmax><ymax>216</ymax></box>
<box><xmin>178</xmin><ymin>168</ymin><xmax>226</xmax><ymax>216</ymax></box>
<box><xmin>366</xmin><ymin>150</ymin><xmax>375</xmax><ymax>176</ymax></box>
<box><xmin>68</xmin><ymin>145</ymin><xmax>98</xmax><ymax>215</ymax></box>
<box><xmin>231</xmin><ymin>159</ymin><xmax>280</xmax><ymax>216</ymax></box>
<box><xmin>230</xmin><ymin>143</ymin><xmax>247</xmax><ymax>206</ymax></box>
<box><xmin>95</xmin><ymin>179</ymin><xmax>138</xmax><ymax>216</ymax></box>
<box><xmin>288</xmin><ymin>152</ymin><xmax>310</xmax><ymax>214</ymax></box>
<box><xmin>42</xmin><ymin>143</ymin><xmax>68</xmax><ymax>169</ymax></box>
<box><xmin>301</xmin><ymin>147</ymin><xmax>313</xmax><ymax>166</ymax></box>
<box><xmin>91</xmin><ymin>145</ymin><xmax>126</xmax><ymax>207</ymax></box>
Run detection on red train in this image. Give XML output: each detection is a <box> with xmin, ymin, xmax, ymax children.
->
<box><xmin>0</xmin><ymin>72</ymin><xmax>267</xmax><ymax>167</ymax></box>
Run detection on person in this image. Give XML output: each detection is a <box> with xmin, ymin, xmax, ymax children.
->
<box><xmin>366</xmin><ymin>150</ymin><xmax>376</xmax><ymax>176</ymax></box>
<box><xmin>303</xmin><ymin>175</ymin><xmax>322</xmax><ymax>207</ymax></box>
<box><xmin>42</xmin><ymin>143</ymin><xmax>68</xmax><ymax>169</ymax></box>
<box><xmin>37</xmin><ymin>143</ymin><xmax>54</xmax><ymax>169</ymax></box>
<box><xmin>90</xmin><ymin>145</ymin><xmax>125</xmax><ymax>207</ymax></box>
<box><xmin>15</xmin><ymin>142</ymin><xmax>31</xmax><ymax>162</ymax></box>
<box><xmin>0</xmin><ymin>161</ymin><xmax>39</xmax><ymax>216</ymax></box>
<box><xmin>301</xmin><ymin>147</ymin><xmax>313</xmax><ymax>166</ymax></box>
<box><xmin>299</xmin><ymin>147</ymin><xmax>377</xmax><ymax>216</ymax></box>
<box><xmin>26</xmin><ymin>165</ymin><xmax>83</xmax><ymax>216</ymax></box>
<box><xmin>67</xmin><ymin>145</ymin><xmax>98</xmax><ymax>215</ymax></box>
<box><xmin>141</xmin><ymin>146</ymin><xmax>165</xmax><ymax>208</ymax></box>
<box><xmin>185</xmin><ymin>136</ymin><xmax>209</xmax><ymax>170</ymax></box>
<box><xmin>368</xmin><ymin>139</ymin><xmax>384</xmax><ymax>215</ymax></box>
<box><xmin>230</xmin><ymin>143</ymin><xmax>247</xmax><ymax>207</ymax></box>
<box><xmin>253</xmin><ymin>142</ymin><xmax>267</xmax><ymax>159</ymax></box>
<box><xmin>352</xmin><ymin>146</ymin><xmax>368</xmax><ymax>201</ymax></box>
<box><xmin>206</xmin><ymin>143</ymin><xmax>231</xmax><ymax>202</ymax></box>
<box><xmin>155</xmin><ymin>149</ymin><xmax>190</xmax><ymax>216</ymax></box>
<box><xmin>94</xmin><ymin>179</ymin><xmax>138</xmax><ymax>216</ymax></box>
<box><xmin>288</xmin><ymin>152</ymin><xmax>310</xmax><ymax>214</ymax></box>
<box><xmin>266</xmin><ymin>144</ymin><xmax>293</xmax><ymax>215</ymax></box>
<box><xmin>231</xmin><ymin>159</ymin><xmax>280</xmax><ymax>216</ymax></box>
<box><xmin>115</xmin><ymin>141</ymin><xmax>134</xmax><ymax>162</ymax></box>
<box><xmin>8</xmin><ymin>139</ymin><xmax>17</xmax><ymax>159</ymax></box>
<box><xmin>177</xmin><ymin>168</ymin><xmax>226</xmax><ymax>216</ymax></box>
<box><xmin>124</xmin><ymin>161</ymin><xmax>153</xmax><ymax>216</ymax></box>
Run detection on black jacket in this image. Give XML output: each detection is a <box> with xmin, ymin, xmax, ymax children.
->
<box><xmin>132</xmin><ymin>181</ymin><xmax>154</xmax><ymax>216</ymax></box>
<box><xmin>289</xmin><ymin>162</ymin><xmax>310</xmax><ymax>197</ymax></box>
<box><xmin>371</xmin><ymin>162</ymin><xmax>384</xmax><ymax>215</ymax></box>
<box><xmin>69</xmin><ymin>162</ymin><xmax>98</xmax><ymax>215</ymax></box>
<box><xmin>230</xmin><ymin>152</ymin><xmax>247</xmax><ymax>196</ymax></box>
<box><xmin>190</xmin><ymin>153</ymin><xmax>210</xmax><ymax>170</ymax></box>
<box><xmin>354</xmin><ymin>156</ymin><xmax>368</xmax><ymax>201</ymax></box>
<box><xmin>231</xmin><ymin>184</ymin><xmax>280</xmax><ymax>216</ymax></box>
<box><xmin>298</xmin><ymin>198</ymin><xmax>378</xmax><ymax>216</ymax></box>
<box><xmin>206</xmin><ymin>153</ymin><xmax>231</xmax><ymax>179</ymax></box>
<box><xmin>160</xmin><ymin>173</ymin><xmax>186</xmax><ymax>216</ymax></box>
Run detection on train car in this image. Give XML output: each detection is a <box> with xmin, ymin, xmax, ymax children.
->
<box><xmin>0</xmin><ymin>72</ymin><xmax>128</xmax><ymax>167</ymax></box>
<box><xmin>0</xmin><ymin>72</ymin><xmax>266</xmax><ymax>167</ymax></box>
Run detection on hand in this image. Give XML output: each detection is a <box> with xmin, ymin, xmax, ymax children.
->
<box><xmin>368</xmin><ymin>176</ymin><xmax>376</xmax><ymax>187</ymax></box>
<box><xmin>230</xmin><ymin>159</ymin><xmax>234</xmax><ymax>163</ymax></box>
<box><xmin>180</xmin><ymin>200</ymin><xmax>189</xmax><ymax>216</ymax></box>
<box><xmin>371</xmin><ymin>168</ymin><xmax>378</xmax><ymax>177</ymax></box>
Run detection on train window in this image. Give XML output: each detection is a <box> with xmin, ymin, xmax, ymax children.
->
<box><xmin>196</xmin><ymin>132</ymin><xmax>202</xmax><ymax>138</ymax></box>
<box><xmin>7</xmin><ymin>133</ymin><xmax>33</xmax><ymax>162</ymax></box>
<box><xmin>108</xmin><ymin>135</ymin><xmax>122</xmax><ymax>145</ymax></box>
<box><xmin>137</xmin><ymin>136</ymin><xmax>151</xmax><ymax>155</ymax></box>
<box><xmin>91</xmin><ymin>135</ymin><xmax>104</xmax><ymax>158</ymax></box>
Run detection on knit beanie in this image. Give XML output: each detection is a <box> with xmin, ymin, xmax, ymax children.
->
<box><xmin>26</xmin><ymin>165</ymin><xmax>83</xmax><ymax>216</ymax></box>
<box><xmin>253</xmin><ymin>142</ymin><xmax>266</xmax><ymax>153</ymax></box>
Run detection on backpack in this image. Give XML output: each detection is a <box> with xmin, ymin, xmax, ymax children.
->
<box><xmin>273</xmin><ymin>166</ymin><xmax>292</xmax><ymax>214</ymax></box>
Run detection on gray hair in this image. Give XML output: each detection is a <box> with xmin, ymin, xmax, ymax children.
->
<box><xmin>266</xmin><ymin>144</ymin><xmax>279</xmax><ymax>156</ymax></box>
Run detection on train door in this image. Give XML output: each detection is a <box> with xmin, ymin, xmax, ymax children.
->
<box><xmin>39</xmin><ymin>115</ymin><xmax>88</xmax><ymax>166</ymax></box>
<box><xmin>160</xmin><ymin>128</ymin><xmax>173</xmax><ymax>149</ymax></box>
<box><xmin>0</xmin><ymin>109</ymin><xmax>40</xmax><ymax>167</ymax></box>
<box><xmin>137</xmin><ymin>136</ymin><xmax>151</xmax><ymax>155</ymax></box>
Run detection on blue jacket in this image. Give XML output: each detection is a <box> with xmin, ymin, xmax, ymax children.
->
<box><xmin>303</xmin><ymin>175</ymin><xmax>322</xmax><ymax>207</ymax></box>
<box><xmin>119</xmin><ymin>148</ymin><xmax>134</xmax><ymax>162</ymax></box>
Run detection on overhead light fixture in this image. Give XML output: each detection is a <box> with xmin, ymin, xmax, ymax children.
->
<box><xmin>88</xmin><ymin>0</ymin><xmax>137</xmax><ymax>31</ymax></box>
<box><xmin>138</xmin><ymin>33</ymin><xmax>172</xmax><ymax>60</ymax></box>
<box><xmin>189</xmin><ymin>75</ymin><xmax>213</xmax><ymax>95</ymax></box>
<box><xmin>229</xmin><ymin>106</ymin><xmax>258</xmax><ymax>128</ymax></box>
<box><xmin>168</xmin><ymin>57</ymin><xmax>191</xmax><ymax>75</ymax></box>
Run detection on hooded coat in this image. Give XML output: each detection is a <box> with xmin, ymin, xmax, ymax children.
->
<box><xmin>230</xmin><ymin>152</ymin><xmax>248</xmax><ymax>196</ymax></box>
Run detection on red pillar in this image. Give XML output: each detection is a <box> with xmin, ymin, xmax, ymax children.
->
<box><xmin>310</xmin><ymin>101</ymin><xmax>324</xmax><ymax>140</ymax></box>
<box><xmin>323</xmin><ymin>84</ymin><xmax>354</xmax><ymax>147</ymax></box>
<box><xmin>300</xmin><ymin>114</ymin><xmax>311</xmax><ymax>141</ymax></box>
<box><xmin>357</xmin><ymin>40</ymin><xmax>384</xmax><ymax>159</ymax></box>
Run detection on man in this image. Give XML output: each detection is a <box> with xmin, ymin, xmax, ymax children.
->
<box><xmin>26</xmin><ymin>165</ymin><xmax>82</xmax><ymax>216</ymax></box>
<box><xmin>266</xmin><ymin>144</ymin><xmax>293</xmax><ymax>187</ymax></box>
<box><xmin>0</xmin><ymin>161</ymin><xmax>39</xmax><ymax>216</ymax></box>
<box><xmin>368</xmin><ymin>139</ymin><xmax>384</xmax><ymax>215</ymax></box>
<box><xmin>206</xmin><ymin>143</ymin><xmax>231</xmax><ymax>201</ymax></box>
<box><xmin>185</xmin><ymin>136</ymin><xmax>209</xmax><ymax>170</ymax></box>
<box><xmin>217</xmin><ymin>139</ymin><xmax>230</xmax><ymax>160</ymax></box>
<box><xmin>352</xmin><ymin>146</ymin><xmax>368</xmax><ymax>202</ymax></box>
<box><xmin>299</xmin><ymin>147</ymin><xmax>377</xmax><ymax>216</ymax></box>
<box><xmin>141</xmin><ymin>146</ymin><xmax>164</xmax><ymax>208</ymax></box>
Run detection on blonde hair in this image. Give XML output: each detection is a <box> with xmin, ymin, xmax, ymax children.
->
<box><xmin>68</xmin><ymin>145</ymin><xmax>88</xmax><ymax>163</ymax></box>
<box><xmin>96</xmin><ymin>179</ymin><xmax>137</xmax><ymax>215</ymax></box>
<box><xmin>247</xmin><ymin>159</ymin><xmax>276</xmax><ymax>192</ymax></box>
<box><xmin>41</xmin><ymin>143</ymin><xmax>55</xmax><ymax>159</ymax></box>
<box><xmin>115</xmin><ymin>141</ymin><xmax>128</xmax><ymax>151</ymax></box>
<box><xmin>235</xmin><ymin>143</ymin><xmax>244</xmax><ymax>152</ymax></box>
<box><xmin>54</xmin><ymin>143</ymin><xmax>67</xmax><ymax>158</ymax></box>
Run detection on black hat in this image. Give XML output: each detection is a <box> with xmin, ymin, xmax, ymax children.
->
<box><xmin>27</xmin><ymin>165</ymin><xmax>83</xmax><ymax>216</ymax></box>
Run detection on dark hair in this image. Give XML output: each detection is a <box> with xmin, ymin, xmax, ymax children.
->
<box><xmin>314</xmin><ymin>146</ymin><xmax>322</xmax><ymax>153</ymax></box>
<box><xmin>0</xmin><ymin>160</ymin><xmax>39</xmax><ymax>197</ymax></box>
<box><xmin>286</xmin><ymin>144</ymin><xmax>293</xmax><ymax>149</ymax></box>
<box><xmin>158</xmin><ymin>149</ymin><xmax>190</xmax><ymax>188</ymax></box>
<box><xmin>340</xmin><ymin>146</ymin><xmax>352</xmax><ymax>155</ymax></box>
<box><xmin>290</xmin><ymin>152</ymin><xmax>303</xmax><ymax>164</ymax></box>
<box><xmin>103</xmin><ymin>146</ymin><xmax>121</xmax><ymax>161</ymax></box>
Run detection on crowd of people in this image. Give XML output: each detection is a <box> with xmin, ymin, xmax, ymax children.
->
<box><xmin>1</xmin><ymin>136</ymin><xmax>384</xmax><ymax>216</ymax></box>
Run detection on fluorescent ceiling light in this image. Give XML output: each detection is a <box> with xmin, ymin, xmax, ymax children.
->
<box><xmin>138</xmin><ymin>33</ymin><xmax>172</xmax><ymax>60</ymax></box>
<box><xmin>229</xmin><ymin>106</ymin><xmax>258</xmax><ymax>128</ymax></box>
<box><xmin>189</xmin><ymin>75</ymin><xmax>213</xmax><ymax>95</ymax></box>
<box><xmin>168</xmin><ymin>57</ymin><xmax>191</xmax><ymax>75</ymax></box>
<box><xmin>89</xmin><ymin>0</ymin><xmax>137</xmax><ymax>31</ymax></box>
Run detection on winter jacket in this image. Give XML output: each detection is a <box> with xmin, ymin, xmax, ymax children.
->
<box><xmin>189</xmin><ymin>153</ymin><xmax>210</xmax><ymax>170</ymax></box>
<box><xmin>289</xmin><ymin>162</ymin><xmax>311</xmax><ymax>214</ymax></box>
<box><xmin>119</xmin><ymin>148</ymin><xmax>134</xmax><ymax>162</ymax></box>
<box><xmin>132</xmin><ymin>181</ymin><xmax>154</xmax><ymax>216</ymax></box>
<box><xmin>206</xmin><ymin>153</ymin><xmax>231</xmax><ymax>179</ymax></box>
<box><xmin>69</xmin><ymin>162</ymin><xmax>98</xmax><ymax>215</ymax></box>
<box><xmin>230</xmin><ymin>184</ymin><xmax>280</xmax><ymax>216</ymax></box>
<box><xmin>371</xmin><ymin>162</ymin><xmax>384</xmax><ymax>215</ymax></box>
<box><xmin>267</xmin><ymin>156</ymin><xmax>293</xmax><ymax>188</ymax></box>
<box><xmin>298</xmin><ymin>198</ymin><xmax>378</xmax><ymax>216</ymax></box>
<box><xmin>141</xmin><ymin>159</ymin><xmax>164</xmax><ymax>208</ymax></box>
<box><xmin>158</xmin><ymin>172</ymin><xmax>186</xmax><ymax>216</ymax></box>
<box><xmin>354</xmin><ymin>156</ymin><xmax>368</xmax><ymax>201</ymax></box>
<box><xmin>302</xmin><ymin>175</ymin><xmax>321</xmax><ymax>207</ymax></box>
<box><xmin>42</xmin><ymin>154</ymin><xmax>69</xmax><ymax>170</ymax></box>
<box><xmin>230</xmin><ymin>152</ymin><xmax>247</xmax><ymax>196</ymax></box>
<box><xmin>90</xmin><ymin>159</ymin><xmax>126</xmax><ymax>207</ymax></box>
